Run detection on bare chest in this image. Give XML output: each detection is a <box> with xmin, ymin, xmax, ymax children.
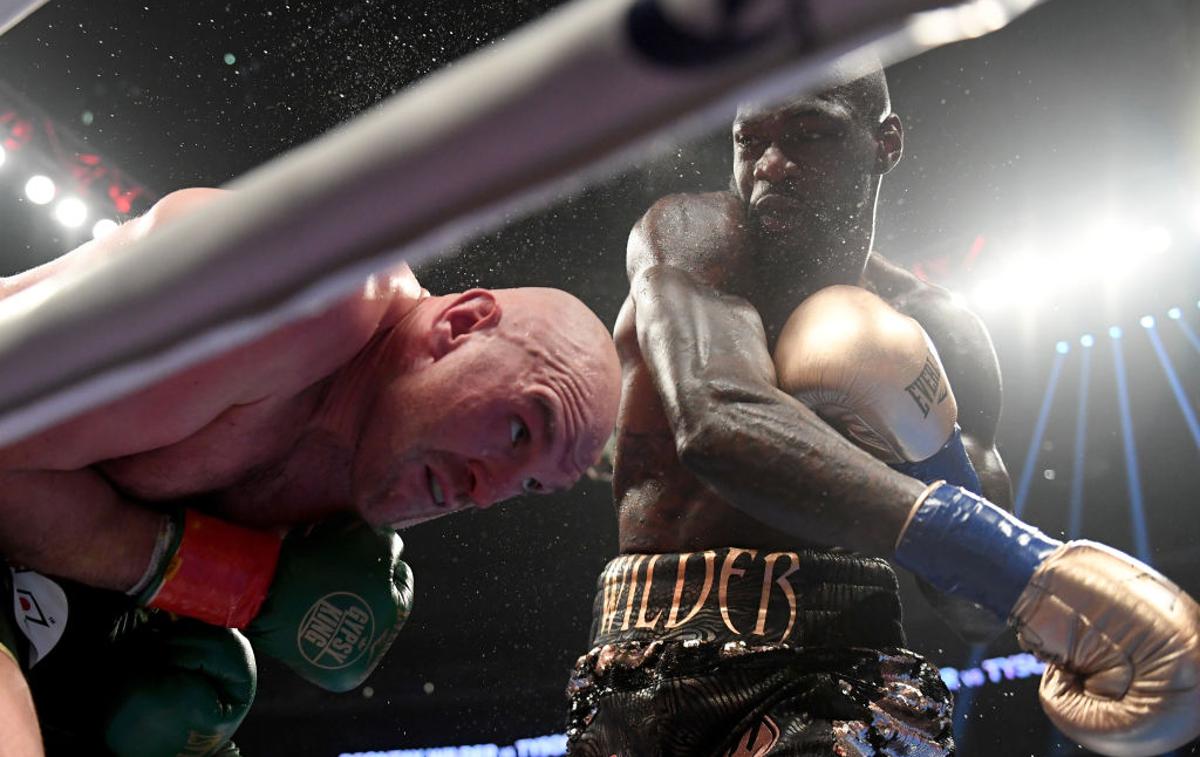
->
<box><xmin>615</xmin><ymin>362</ymin><xmax>815</xmax><ymax>553</ymax></box>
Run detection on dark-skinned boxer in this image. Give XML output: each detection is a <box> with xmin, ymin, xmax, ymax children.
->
<box><xmin>566</xmin><ymin>63</ymin><xmax>1200</xmax><ymax>757</ymax></box>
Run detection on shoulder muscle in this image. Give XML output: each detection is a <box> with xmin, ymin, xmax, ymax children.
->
<box><xmin>627</xmin><ymin>192</ymin><xmax>751</xmax><ymax>289</ymax></box>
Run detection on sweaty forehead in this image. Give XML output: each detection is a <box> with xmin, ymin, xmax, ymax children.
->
<box><xmin>735</xmin><ymin>93</ymin><xmax>854</xmax><ymax>130</ymax></box>
<box><xmin>542</xmin><ymin>367</ymin><xmax>596</xmax><ymax>475</ymax></box>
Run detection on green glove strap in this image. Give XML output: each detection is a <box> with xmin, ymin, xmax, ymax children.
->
<box><xmin>245</xmin><ymin>516</ymin><xmax>413</xmax><ymax>692</ymax></box>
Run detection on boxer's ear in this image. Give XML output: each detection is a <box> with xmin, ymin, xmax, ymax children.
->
<box><xmin>874</xmin><ymin>113</ymin><xmax>903</xmax><ymax>175</ymax></box>
<box><xmin>429</xmin><ymin>289</ymin><xmax>501</xmax><ymax>358</ymax></box>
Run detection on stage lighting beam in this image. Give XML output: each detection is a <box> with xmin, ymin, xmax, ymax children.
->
<box><xmin>1110</xmin><ymin>334</ymin><xmax>1152</xmax><ymax>563</ymax></box>
<box><xmin>1144</xmin><ymin>324</ymin><xmax>1200</xmax><ymax>453</ymax></box>
<box><xmin>1014</xmin><ymin>345</ymin><xmax>1068</xmax><ymax>518</ymax></box>
<box><xmin>1068</xmin><ymin>345</ymin><xmax>1092</xmax><ymax>539</ymax></box>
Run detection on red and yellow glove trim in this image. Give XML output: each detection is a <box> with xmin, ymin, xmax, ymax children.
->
<box><xmin>140</xmin><ymin>509</ymin><xmax>283</xmax><ymax>628</ymax></box>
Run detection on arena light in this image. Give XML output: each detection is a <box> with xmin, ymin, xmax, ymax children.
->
<box><xmin>969</xmin><ymin>222</ymin><xmax>1171</xmax><ymax>315</ymax></box>
<box><xmin>1140</xmin><ymin>315</ymin><xmax>1155</xmax><ymax>329</ymax></box>
<box><xmin>1080</xmin><ymin>219</ymin><xmax>1163</xmax><ymax>283</ymax></box>
<box><xmin>969</xmin><ymin>277</ymin><xmax>1011</xmax><ymax>311</ymax></box>
<box><xmin>1142</xmin><ymin>225</ymin><xmax>1172</xmax><ymax>256</ymax></box>
<box><xmin>971</xmin><ymin>259</ymin><xmax>1047</xmax><ymax>311</ymax></box>
<box><xmin>53</xmin><ymin>197</ymin><xmax>88</xmax><ymax>228</ymax></box>
<box><xmin>91</xmin><ymin>218</ymin><xmax>119</xmax><ymax>239</ymax></box>
<box><xmin>0</xmin><ymin>142</ymin><xmax>6</xmax><ymax>168</ymax></box>
<box><xmin>1109</xmin><ymin>326</ymin><xmax>1123</xmax><ymax>339</ymax></box>
<box><xmin>1167</xmin><ymin>307</ymin><xmax>1182</xmax><ymax>320</ymax></box>
<box><xmin>24</xmin><ymin>174</ymin><xmax>55</xmax><ymax>205</ymax></box>
<box><xmin>1080</xmin><ymin>333</ymin><xmax>1095</xmax><ymax>347</ymax></box>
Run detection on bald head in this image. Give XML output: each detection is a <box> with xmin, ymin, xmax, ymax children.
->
<box><xmin>490</xmin><ymin>287</ymin><xmax>622</xmax><ymax>472</ymax></box>
<box><xmin>354</xmin><ymin>285</ymin><xmax>620</xmax><ymax>526</ymax></box>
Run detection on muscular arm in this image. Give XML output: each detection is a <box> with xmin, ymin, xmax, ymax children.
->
<box><xmin>0</xmin><ymin>187</ymin><xmax>397</xmax><ymax>590</ymax></box>
<box><xmin>628</xmin><ymin>195</ymin><xmax>926</xmax><ymax>555</ymax></box>
<box><xmin>0</xmin><ymin>189</ymin><xmax>232</xmax><ymax>590</ymax></box>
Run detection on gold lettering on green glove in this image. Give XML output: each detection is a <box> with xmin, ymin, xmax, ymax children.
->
<box><xmin>296</xmin><ymin>592</ymin><xmax>375</xmax><ymax>670</ymax></box>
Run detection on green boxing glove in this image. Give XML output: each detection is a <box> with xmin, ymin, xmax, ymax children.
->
<box><xmin>246</xmin><ymin>516</ymin><xmax>414</xmax><ymax>692</ymax></box>
<box><xmin>134</xmin><ymin>511</ymin><xmax>414</xmax><ymax>693</ymax></box>
<box><xmin>103</xmin><ymin>615</ymin><xmax>256</xmax><ymax>757</ymax></box>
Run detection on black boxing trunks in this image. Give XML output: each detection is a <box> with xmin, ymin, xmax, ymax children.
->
<box><xmin>566</xmin><ymin>548</ymin><xmax>954</xmax><ymax>756</ymax></box>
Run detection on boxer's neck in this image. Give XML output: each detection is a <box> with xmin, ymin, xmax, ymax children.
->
<box><xmin>311</xmin><ymin>302</ymin><xmax>435</xmax><ymax>448</ymax></box>
<box><xmin>748</xmin><ymin>228</ymin><xmax>873</xmax><ymax>345</ymax></box>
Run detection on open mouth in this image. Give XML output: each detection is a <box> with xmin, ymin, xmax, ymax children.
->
<box><xmin>426</xmin><ymin>466</ymin><xmax>447</xmax><ymax>507</ymax></box>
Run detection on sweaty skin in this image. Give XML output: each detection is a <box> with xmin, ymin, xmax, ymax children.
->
<box><xmin>0</xmin><ymin>651</ymin><xmax>42</xmax><ymax>757</ymax></box>
<box><xmin>613</xmin><ymin>75</ymin><xmax>1011</xmax><ymax>639</ymax></box>
<box><xmin>0</xmin><ymin>188</ymin><xmax>621</xmax><ymax>593</ymax></box>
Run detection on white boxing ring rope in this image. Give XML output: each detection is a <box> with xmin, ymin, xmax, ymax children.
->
<box><xmin>0</xmin><ymin>0</ymin><xmax>47</xmax><ymax>38</ymax></box>
<box><xmin>0</xmin><ymin>0</ymin><xmax>1042</xmax><ymax>447</ymax></box>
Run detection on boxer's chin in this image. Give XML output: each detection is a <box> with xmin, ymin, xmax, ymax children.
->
<box><xmin>354</xmin><ymin>471</ymin><xmax>415</xmax><ymax>527</ymax></box>
<box><xmin>751</xmin><ymin>208</ymin><xmax>797</xmax><ymax>239</ymax></box>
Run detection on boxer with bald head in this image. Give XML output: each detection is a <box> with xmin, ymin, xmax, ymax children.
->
<box><xmin>0</xmin><ymin>187</ymin><xmax>621</xmax><ymax>756</ymax></box>
<box><xmin>567</xmin><ymin>64</ymin><xmax>1200</xmax><ymax>757</ymax></box>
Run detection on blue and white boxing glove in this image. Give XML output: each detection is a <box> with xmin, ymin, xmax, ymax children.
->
<box><xmin>896</xmin><ymin>482</ymin><xmax>1200</xmax><ymax>757</ymax></box>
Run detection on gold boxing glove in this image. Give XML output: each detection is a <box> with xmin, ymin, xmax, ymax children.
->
<box><xmin>773</xmin><ymin>285</ymin><xmax>957</xmax><ymax>463</ymax></box>
<box><xmin>1012</xmin><ymin>541</ymin><xmax>1200</xmax><ymax>757</ymax></box>
<box><xmin>896</xmin><ymin>484</ymin><xmax>1200</xmax><ymax>757</ymax></box>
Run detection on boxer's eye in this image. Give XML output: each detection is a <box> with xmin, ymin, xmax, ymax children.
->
<box><xmin>734</xmin><ymin>133</ymin><xmax>762</xmax><ymax>151</ymax></box>
<box><xmin>522</xmin><ymin>477</ymin><xmax>544</xmax><ymax>494</ymax></box>
<box><xmin>510</xmin><ymin>417</ymin><xmax>530</xmax><ymax>447</ymax></box>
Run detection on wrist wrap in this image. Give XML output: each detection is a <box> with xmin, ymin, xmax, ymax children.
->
<box><xmin>894</xmin><ymin>482</ymin><xmax>1061</xmax><ymax>617</ymax></box>
<box><xmin>137</xmin><ymin>509</ymin><xmax>283</xmax><ymax>628</ymax></box>
<box><xmin>890</xmin><ymin>425</ymin><xmax>982</xmax><ymax>494</ymax></box>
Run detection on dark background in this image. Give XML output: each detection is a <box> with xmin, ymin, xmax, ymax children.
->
<box><xmin>1</xmin><ymin>0</ymin><xmax>1198</xmax><ymax>754</ymax></box>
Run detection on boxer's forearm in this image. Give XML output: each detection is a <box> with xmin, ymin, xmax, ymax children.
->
<box><xmin>675</xmin><ymin>389</ymin><xmax>926</xmax><ymax>554</ymax></box>
<box><xmin>633</xmin><ymin>264</ymin><xmax>926</xmax><ymax>555</ymax></box>
<box><xmin>0</xmin><ymin>469</ymin><xmax>163</xmax><ymax>591</ymax></box>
